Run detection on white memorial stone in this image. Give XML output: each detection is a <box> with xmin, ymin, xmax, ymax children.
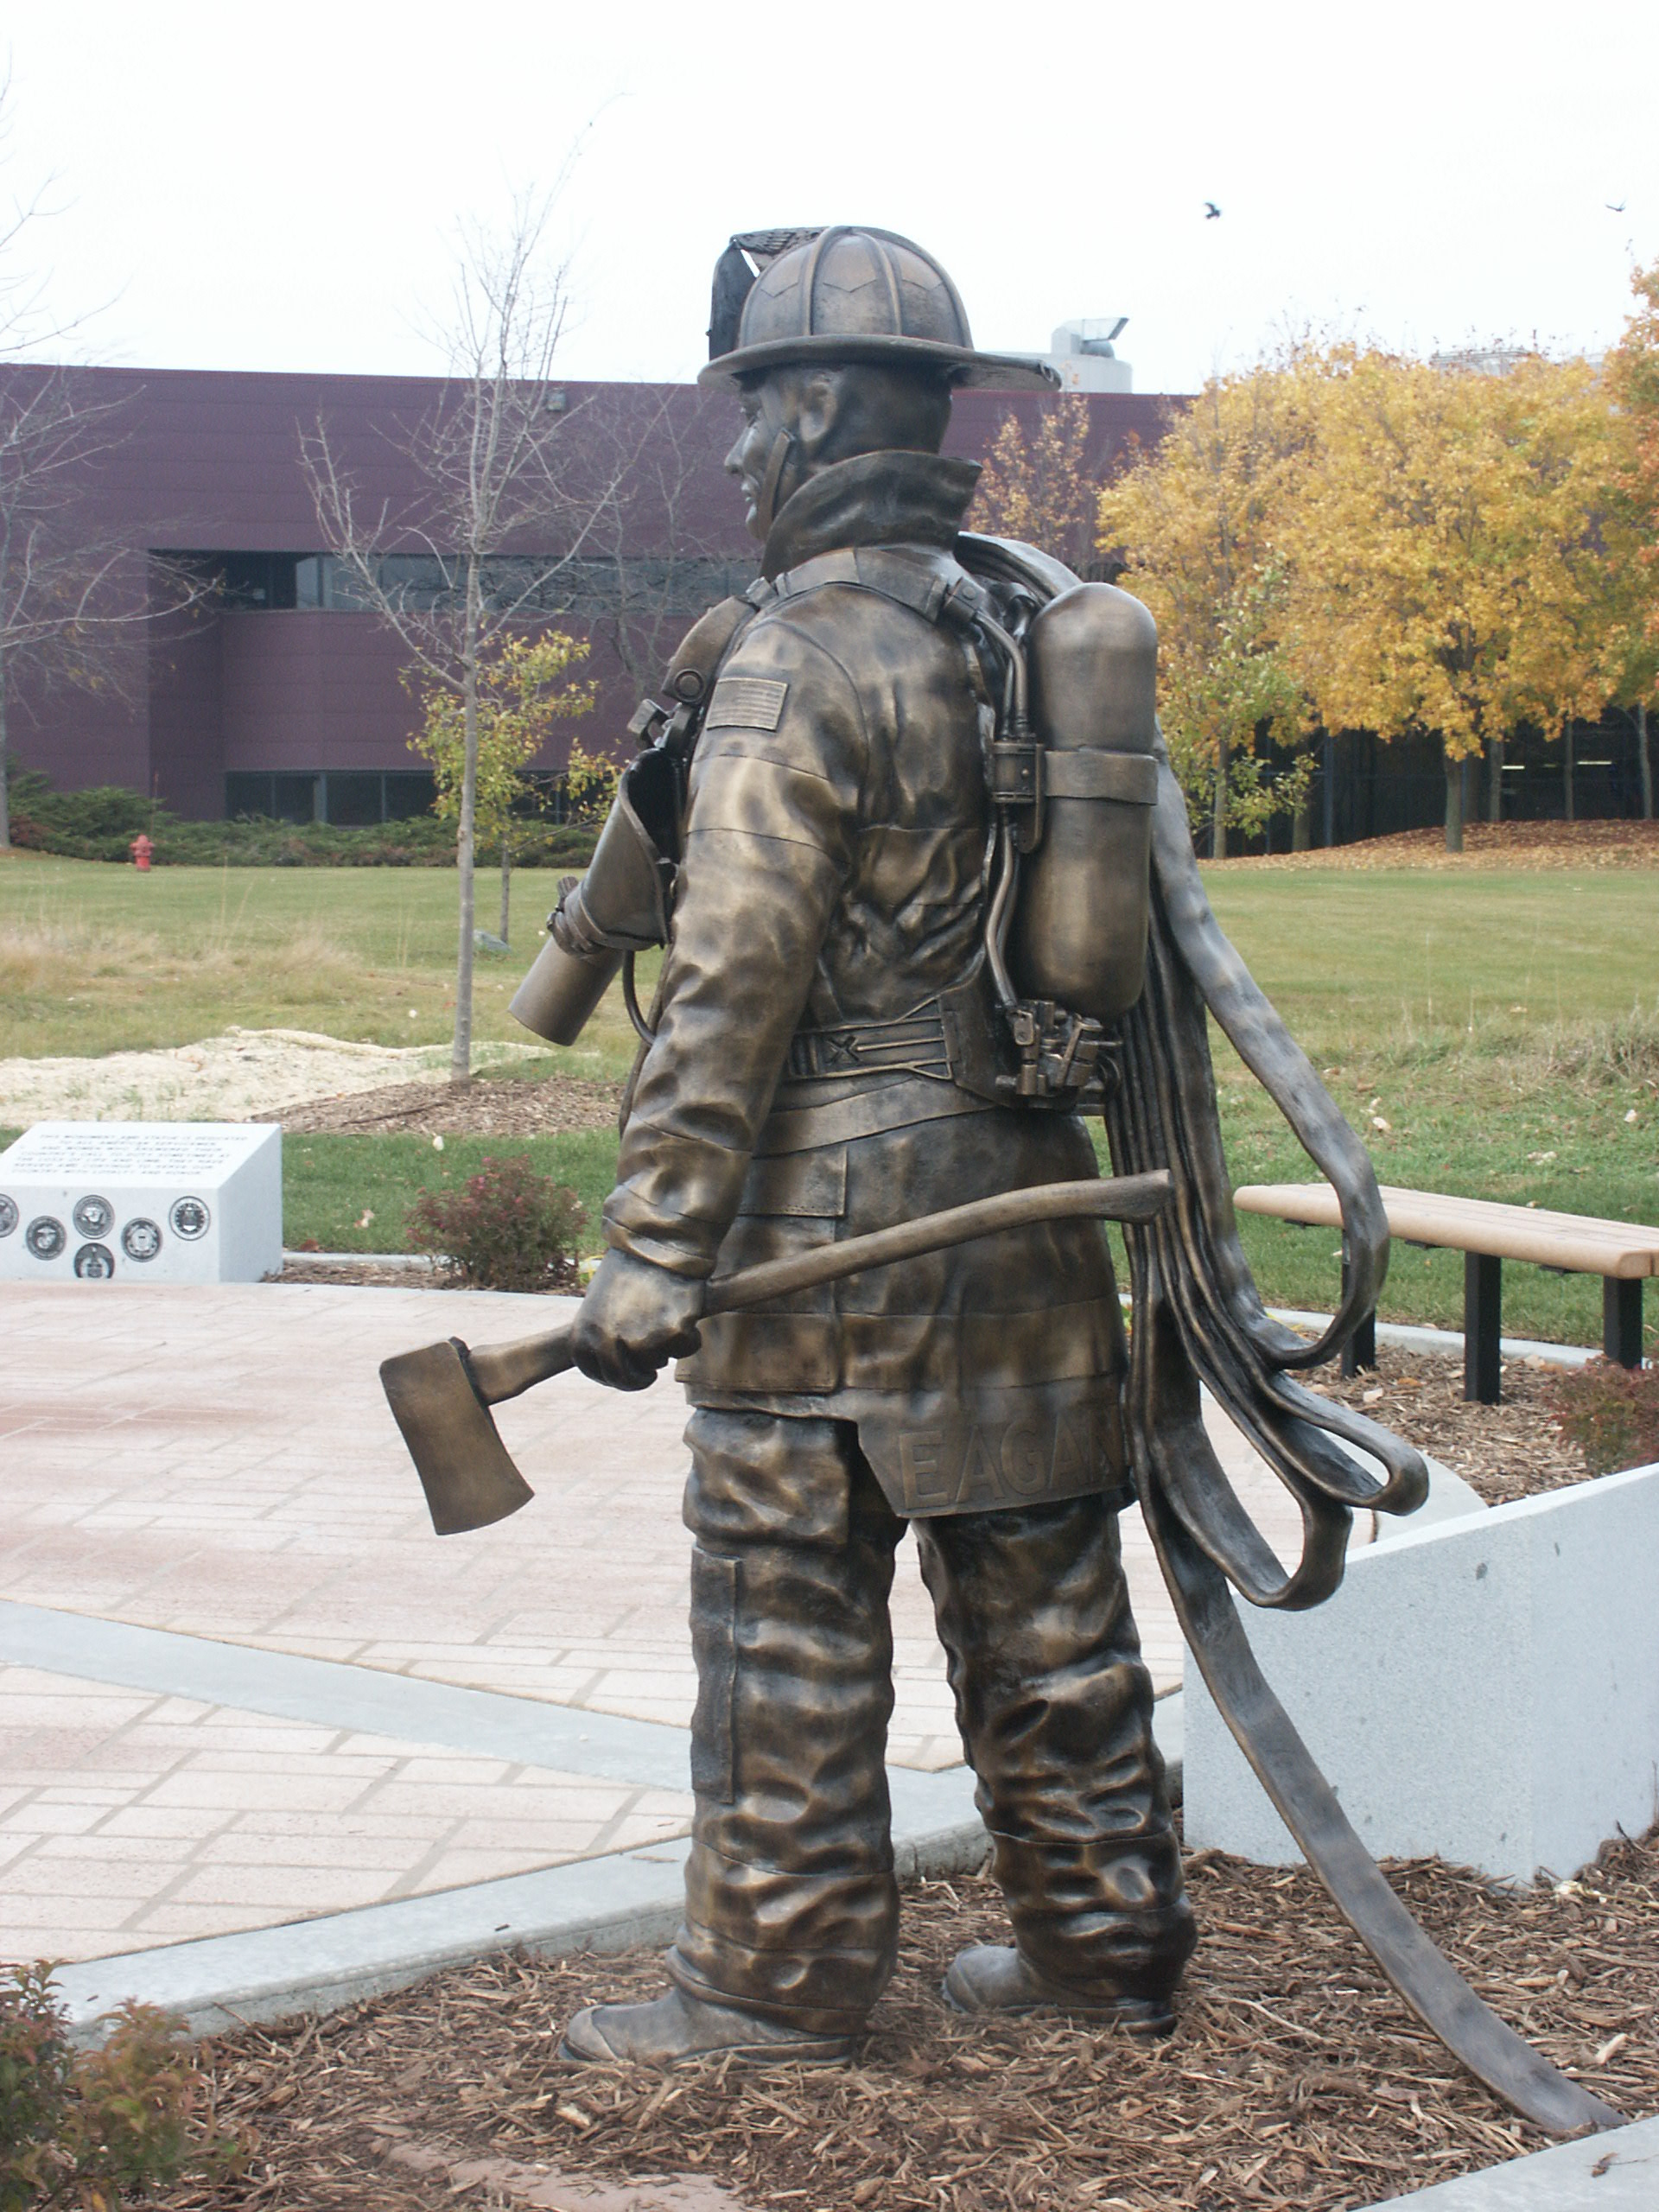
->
<box><xmin>0</xmin><ymin>1122</ymin><xmax>282</xmax><ymax>1285</ymax></box>
<box><xmin>1185</xmin><ymin>1460</ymin><xmax>1659</xmax><ymax>1885</ymax></box>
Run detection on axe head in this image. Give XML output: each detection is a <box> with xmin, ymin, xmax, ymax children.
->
<box><xmin>381</xmin><ymin>1338</ymin><xmax>536</xmax><ymax>1536</ymax></box>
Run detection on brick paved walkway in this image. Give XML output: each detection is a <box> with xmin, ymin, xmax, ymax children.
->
<box><xmin>1</xmin><ymin>1281</ymin><xmax>1315</xmax><ymax>1970</ymax></box>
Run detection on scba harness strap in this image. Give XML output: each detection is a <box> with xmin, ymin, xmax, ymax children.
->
<box><xmin>624</xmin><ymin>546</ymin><xmax>1127</xmax><ymax>1110</ymax></box>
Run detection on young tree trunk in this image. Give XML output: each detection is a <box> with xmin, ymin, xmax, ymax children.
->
<box><xmin>499</xmin><ymin>833</ymin><xmax>512</xmax><ymax>944</ymax></box>
<box><xmin>452</xmin><ymin>563</ymin><xmax>480</xmax><ymax>1085</ymax></box>
<box><xmin>1212</xmin><ymin>738</ymin><xmax>1228</xmax><ymax>861</ymax></box>
<box><xmin>0</xmin><ymin>652</ymin><xmax>10</xmax><ymax>849</ymax></box>
<box><xmin>1292</xmin><ymin>788</ymin><xmax>1312</xmax><ymax>851</ymax></box>
<box><xmin>1486</xmin><ymin>735</ymin><xmax>1503</xmax><ymax>823</ymax></box>
<box><xmin>1562</xmin><ymin>715</ymin><xmax>1574</xmax><ymax>825</ymax></box>
<box><xmin>1443</xmin><ymin>744</ymin><xmax>1464</xmax><ymax>853</ymax></box>
<box><xmin>1637</xmin><ymin>698</ymin><xmax>1654</xmax><ymax>823</ymax></box>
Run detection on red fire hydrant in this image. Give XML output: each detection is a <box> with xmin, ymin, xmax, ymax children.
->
<box><xmin>130</xmin><ymin>833</ymin><xmax>153</xmax><ymax>872</ymax></box>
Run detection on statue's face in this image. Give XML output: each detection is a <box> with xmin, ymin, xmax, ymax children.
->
<box><xmin>724</xmin><ymin>376</ymin><xmax>796</xmax><ymax>541</ymax></box>
<box><xmin>722</xmin><ymin>363</ymin><xmax>944</xmax><ymax>541</ymax></box>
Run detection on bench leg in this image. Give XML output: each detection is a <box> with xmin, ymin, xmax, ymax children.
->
<box><xmin>1338</xmin><ymin>1253</ymin><xmax>1377</xmax><ymax>1377</ymax></box>
<box><xmin>1603</xmin><ymin>1278</ymin><xmax>1643</xmax><ymax>1370</ymax></box>
<box><xmin>1464</xmin><ymin>1253</ymin><xmax>1502</xmax><ymax>1404</ymax></box>
<box><xmin>1341</xmin><ymin>1308</ymin><xmax>1377</xmax><ymax>1378</ymax></box>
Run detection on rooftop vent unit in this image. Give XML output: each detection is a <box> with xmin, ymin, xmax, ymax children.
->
<box><xmin>1048</xmin><ymin>318</ymin><xmax>1132</xmax><ymax>393</ymax></box>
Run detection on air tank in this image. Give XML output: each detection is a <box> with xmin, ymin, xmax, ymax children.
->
<box><xmin>1009</xmin><ymin>582</ymin><xmax>1159</xmax><ymax>1021</ymax></box>
<box><xmin>508</xmin><ymin>748</ymin><xmax>677</xmax><ymax>1046</ymax></box>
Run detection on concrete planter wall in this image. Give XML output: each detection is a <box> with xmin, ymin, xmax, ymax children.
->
<box><xmin>1185</xmin><ymin>1461</ymin><xmax>1659</xmax><ymax>1885</ymax></box>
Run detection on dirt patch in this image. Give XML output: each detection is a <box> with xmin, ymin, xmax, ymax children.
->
<box><xmin>1313</xmin><ymin>1340</ymin><xmax>1590</xmax><ymax>1505</ymax></box>
<box><xmin>1209</xmin><ymin>819</ymin><xmax>1659</xmax><ymax>873</ymax></box>
<box><xmin>269</xmin><ymin>1071</ymin><xmax>624</xmax><ymax>1137</ymax></box>
<box><xmin>179</xmin><ymin>1831</ymin><xmax>1658</xmax><ymax>2212</ymax></box>
<box><xmin>0</xmin><ymin>1027</ymin><xmax>547</xmax><ymax>1124</ymax></box>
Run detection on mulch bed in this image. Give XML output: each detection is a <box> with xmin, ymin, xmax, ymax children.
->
<box><xmin>1313</xmin><ymin>1341</ymin><xmax>1586</xmax><ymax>1506</ymax></box>
<box><xmin>1210</xmin><ymin>819</ymin><xmax>1659</xmax><ymax>873</ymax></box>
<box><xmin>176</xmin><ymin>1830</ymin><xmax>1658</xmax><ymax>2212</ymax></box>
<box><xmin>269</xmin><ymin>1071</ymin><xmax>625</xmax><ymax>1138</ymax></box>
<box><xmin>273</xmin><ymin>1258</ymin><xmax>448</xmax><ymax>1289</ymax></box>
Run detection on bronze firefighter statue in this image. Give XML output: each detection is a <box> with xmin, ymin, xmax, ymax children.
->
<box><xmin>382</xmin><ymin>226</ymin><xmax>1621</xmax><ymax>2135</ymax></box>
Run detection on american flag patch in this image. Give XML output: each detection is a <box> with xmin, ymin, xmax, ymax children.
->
<box><xmin>707</xmin><ymin>675</ymin><xmax>788</xmax><ymax>730</ymax></box>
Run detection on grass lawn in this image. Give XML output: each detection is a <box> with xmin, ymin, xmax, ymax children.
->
<box><xmin>0</xmin><ymin>849</ymin><xmax>645</xmax><ymax>1083</ymax></box>
<box><xmin>1196</xmin><ymin>867</ymin><xmax>1658</xmax><ymax>1349</ymax></box>
<box><xmin>281</xmin><ymin>1131</ymin><xmax>624</xmax><ymax>1255</ymax></box>
<box><xmin>3</xmin><ymin>851</ymin><xmax>1655</xmax><ymax>1348</ymax></box>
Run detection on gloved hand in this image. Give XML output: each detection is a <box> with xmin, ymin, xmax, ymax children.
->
<box><xmin>571</xmin><ymin>1247</ymin><xmax>705</xmax><ymax>1392</ymax></box>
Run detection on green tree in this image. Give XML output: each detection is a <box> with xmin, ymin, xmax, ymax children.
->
<box><xmin>406</xmin><ymin>627</ymin><xmax>595</xmax><ymax>944</ymax></box>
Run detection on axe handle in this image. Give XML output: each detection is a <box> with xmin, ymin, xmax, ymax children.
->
<box><xmin>465</xmin><ymin>1169</ymin><xmax>1171</xmax><ymax>1408</ymax></box>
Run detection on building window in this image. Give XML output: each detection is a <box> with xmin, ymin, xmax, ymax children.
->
<box><xmin>226</xmin><ymin>771</ymin><xmax>437</xmax><ymax>825</ymax></box>
<box><xmin>325</xmin><ymin>772</ymin><xmax>389</xmax><ymax>827</ymax></box>
<box><xmin>192</xmin><ymin>550</ymin><xmax>760</xmax><ymax>617</ymax></box>
<box><xmin>180</xmin><ymin>552</ymin><xmax>303</xmax><ymax>608</ymax></box>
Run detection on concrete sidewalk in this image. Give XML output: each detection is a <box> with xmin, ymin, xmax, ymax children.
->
<box><xmin>1</xmin><ymin>1278</ymin><xmax>1315</xmax><ymax>2009</ymax></box>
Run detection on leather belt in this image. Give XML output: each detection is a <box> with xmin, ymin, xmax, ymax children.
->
<box><xmin>785</xmin><ymin>1003</ymin><xmax>955</xmax><ymax>1084</ymax></box>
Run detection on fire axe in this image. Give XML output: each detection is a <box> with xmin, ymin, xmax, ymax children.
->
<box><xmin>381</xmin><ymin>1171</ymin><xmax>1173</xmax><ymax>1536</ymax></box>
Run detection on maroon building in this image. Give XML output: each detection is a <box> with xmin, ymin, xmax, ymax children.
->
<box><xmin>7</xmin><ymin>367</ymin><xmax>1169</xmax><ymax>824</ymax></box>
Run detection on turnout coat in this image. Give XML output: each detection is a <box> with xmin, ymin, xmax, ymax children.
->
<box><xmin>602</xmin><ymin>448</ymin><xmax>1131</xmax><ymax>1519</ymax></box>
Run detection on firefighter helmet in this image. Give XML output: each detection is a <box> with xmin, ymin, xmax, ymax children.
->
<box><xmin>701</xmin><ymin>226</ymin><xmax>1057</xmax><ymax>393</ymax></box>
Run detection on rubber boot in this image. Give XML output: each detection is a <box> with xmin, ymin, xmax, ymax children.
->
<box><xmin>943</xmin><ymin>1944</ymin><xmax>1177</xmax><ymax>2036</ymax></box>
<box><xmin>917</xmin><ymin>1496</ymin><xmax>1197</xmax><ymax>2003</ymax></box>
<box><xmin>561</xmin><ymin>1985</ymin><xmax>853</xmax><ymax>2068</ymax></box>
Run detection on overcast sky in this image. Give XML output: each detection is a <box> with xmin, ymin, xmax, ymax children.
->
<box><xmin>5</xmin><ymin>0</ymin><xmax>1656</xmax><ymax>397</ymax></box>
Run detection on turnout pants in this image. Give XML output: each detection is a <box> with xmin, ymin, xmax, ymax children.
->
<box><xmin>667</xmin><ymin>1408</ymin><xmax>1196</xmax><ymax>2036</ymax></box>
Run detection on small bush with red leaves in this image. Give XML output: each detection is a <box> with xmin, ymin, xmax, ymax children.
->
<box><xmin>1545</xmin><ymin>1355</ymin><xmax>1659</xmax><ymax>1477</ymax></box>
<box><xmin>407</xmin><ymin>1150</ymin><xmax>586</xmax><ymax>1292</ymax></box>
<box><xmin>0</xmin><ymin>1961</ymin><xmax>238</xmax><ymax>2209</ymax></box>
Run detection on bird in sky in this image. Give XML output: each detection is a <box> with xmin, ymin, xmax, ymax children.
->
<box><xmin>1607</xmin><ymin>200</ymin><xmax>1627</xmax><ymax>213</ymax></box>
<box><xmin>1205</xmin><ymin>200</ymin><xmax>1222</xmax><ymax>219</ymax></box>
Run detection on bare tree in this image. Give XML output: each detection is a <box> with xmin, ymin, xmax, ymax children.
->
<box><xmin>579</xmin><ymin>385</ymin><xmax>742</xmax><ymax>692</ymax></box>
<box><xmin>0</xmin><ymin>82</ymin><xmax>209</xmax><ymax>849</ymax></box>
<box><xmin>0</xmin><ymin>366</ymin><xmax>134</xmax><ymax>843</ymax></box>
<box><xmin>301</xmin><ymin>192</ymin><xmax>630</xmax><ymax>1084</ymax></box>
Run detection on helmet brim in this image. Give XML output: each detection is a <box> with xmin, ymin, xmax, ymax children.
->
<box><xmin>698</xmin><ymin>332</ymin><xmax>1059</xmax><ymax>395</ymax></box>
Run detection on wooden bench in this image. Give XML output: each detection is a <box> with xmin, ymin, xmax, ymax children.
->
<box><xmin>1232</xmin><ymin>1183</ymin><xmax>1659</xmax><ymax>1403</ymax></box>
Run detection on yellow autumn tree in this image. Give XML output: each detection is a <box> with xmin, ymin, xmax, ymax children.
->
<box><xmin>1500</xmin><ymin>359</ymin><xmax>1631</xmax><ymax>825</ymax></box>
<box><xmin>1278</xmin><ymin>346</ymin><xmax>1615</xmax><ymax>850</ymax></box>
<box><xmin>968</xmin><ymin>398</ymin><xmax>1100</xmax><ymax>575</ymax></box>
<box><xmin>1096</xmin><ymin>362</ymin><xmax>1317</xmax><ymax>854</ymax></box>
<box><xmin>1604</xmin><ymin>257</ymin><xmax>1659</xmax><ymax>817</ymax></box>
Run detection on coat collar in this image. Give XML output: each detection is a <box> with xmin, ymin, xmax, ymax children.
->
<box><xmin>761</xmin><ymin>449</ymin><xmax>981</xmax><ymax>580</ymax></box>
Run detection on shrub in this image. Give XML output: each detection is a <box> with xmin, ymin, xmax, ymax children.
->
<box><xmin>1545</xmin><ymin>1357</ymin><xmax>1659</xmax><ymax>1477</ymax></box>
<box><xmin>407</xmin><ymin>1151</ymin><xmax>586</xmax><ymax>1292</ymax></box>
<box><xmin>0</xmin><ymin>1961</ymin><xmax>237</xmax><ymax>2209</ymax></box>
<box><xmin>4</xmin><ymin>767</ymin><xmax>597</xmax><ymax>871</ymax></box>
